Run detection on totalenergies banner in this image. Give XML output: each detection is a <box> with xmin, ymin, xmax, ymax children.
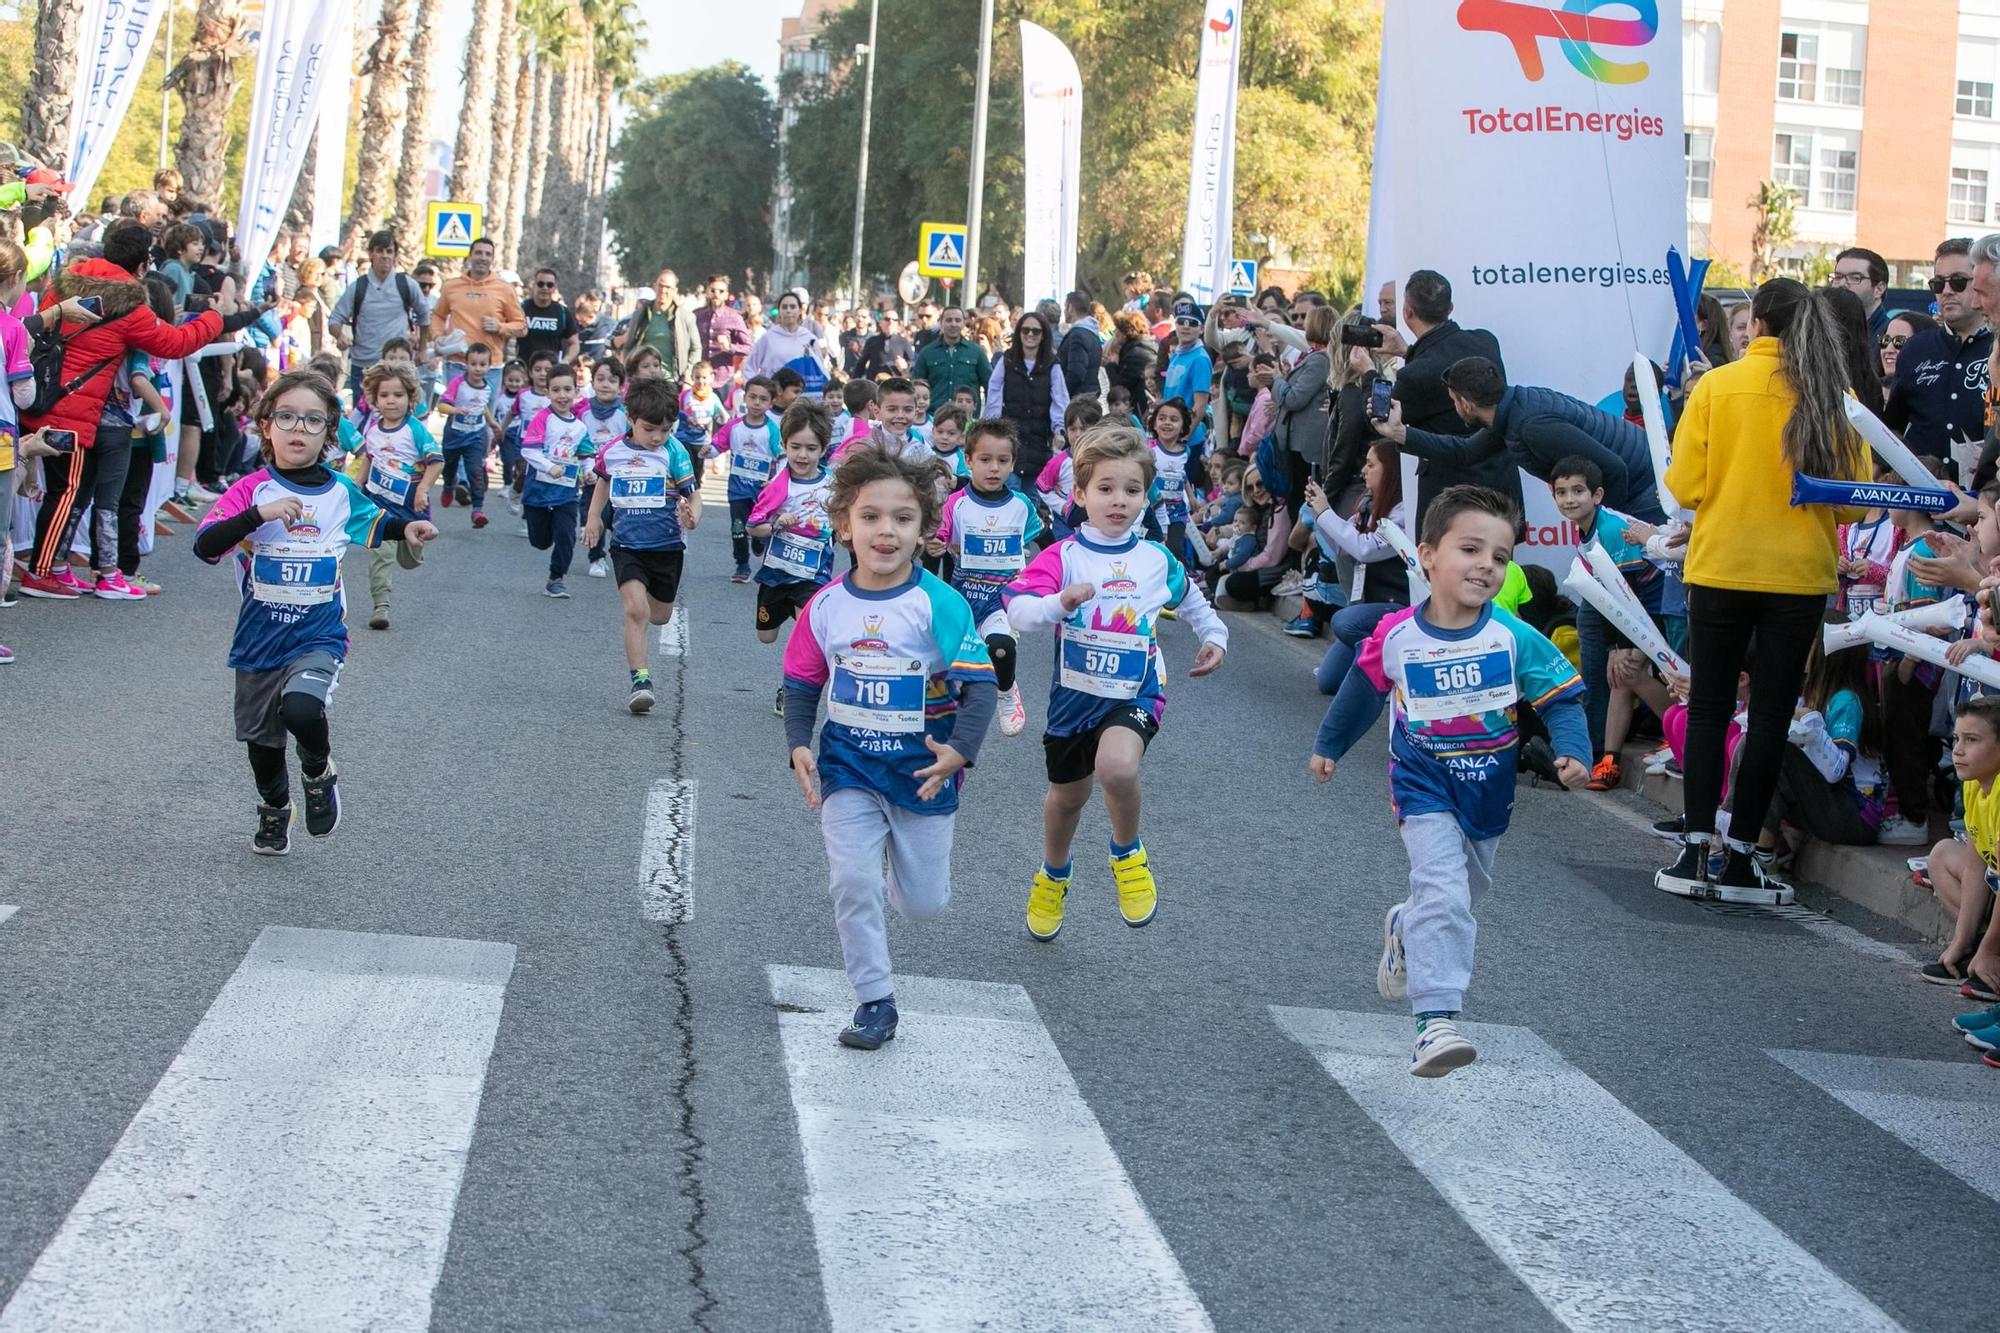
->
<box><xmin>1019</xmin><ymin>21</ymin><xmax>1082</xmax><ymax>306</ymax></box>
<box><xmin>1366</xmin><ymin>0</ymin><xmax>1684</xmax><ymax>567</ymax></box>
<box><xmin>1177</xmin><ymin>0</ymin><xmax>1242</xmax><ymax>304</ymax></box>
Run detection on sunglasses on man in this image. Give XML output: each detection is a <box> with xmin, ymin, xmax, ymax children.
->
<box><xmin>1929</xmin><ymin>273</ymin><xmax>1972</xmax><ymax>294</ymax></box>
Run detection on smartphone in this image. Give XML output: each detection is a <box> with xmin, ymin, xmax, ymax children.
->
<box><xmin>1339</xmin><ymin>325</ymin><xmax>1385</xmax><ymax>350</ymax></box>
<box><xmin>44</xmin><ymin>429</ymin><xmax>77</xmax><ymax>453</ymax></box>
<box><xmin>1368</xmin><ymin>380</ymin><xmax>1394</xmax><ymax>421</ymax></box>
<box><xmin>75</xmin><ymin>296</ymin><xmax>101</xmax><ymax>316</ymax></box>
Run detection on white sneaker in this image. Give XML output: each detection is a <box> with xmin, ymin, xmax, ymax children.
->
<box><xmin>186</xmin><ymin>481</ymin><xmax>221</xmax><ymax>503</ymax></box>
<box><xmin>998</xmin><ymin>685</ymin><xmax>1027</xmax><ymax>736</ymax></box>
<box><xmin>587</xmin><ymin>558</ymin><xmax>609</xmax><ymax>578</ymax></box>
<box><xmin>1271</xmin><ymin>570</ymin><xmax>1310</xmax><ymax>597</ymax></box>
<box><xmin>1410</xmin><ymin>1019</ymin><xmax>1477</xmax><ymax>1077</ymax></box>
<box><xmin>506</xmin><ymin>495</ymin><xmax>524</xmax><ymax>517</ymax></box>
<box><xmin>1876</xmin><ymin>814</ymin><xmax>1931</xmax><ymax>846</ymax></box>
<box><xmin>1376</xmin><ymin>902</ymin><xmax>1408</xmax><ymax>1001</ymax></box>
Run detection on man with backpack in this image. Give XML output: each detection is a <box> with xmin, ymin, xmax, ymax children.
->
<box><xmin>328</xmin><ymin>230</ymin><xmax>430</xmax><ymax>406</ymax></box>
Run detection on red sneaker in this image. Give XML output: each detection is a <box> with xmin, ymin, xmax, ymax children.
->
<box><xmin>437</xmin><ymin>489</ymin><xmax>453</xmax><ymax>508</ymax></box>
<box><xmin>1585</xmin><ymin>755</ymin><xmax>1622</xmax><ymax>792</ymax></box>
<box><xmin>18</xmin><ymin>570</ymin><xmax>80</xmax><ymax>600</ymax></box>
<box><xmin>471</xmin><ymin>510</ymin><xmax>489</xmax><ymax>529</ymax></box>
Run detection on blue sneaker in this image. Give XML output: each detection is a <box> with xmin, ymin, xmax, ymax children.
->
<box><xmin>838</xmin><ymin>997</ymin><xmax>898</xmax><ymax>1050</ymax></box>
<box><xmin>1281</xmin><ymin>614</ymin><xmax>1321</xmax><ymax>639</ymax></box>
<box><xmin>1952</xmin><ymin>1003</ymin><xmax>2000</xmax><ymax>1035</ymax></box>
<box><xmin>544</xmin><ymin>579</ymin><xmax>569</xmax><ymax>598</ymax></box>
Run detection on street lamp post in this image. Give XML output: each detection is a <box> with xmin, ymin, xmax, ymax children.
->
<box><xmin>847</xmin><ymin>0</ymin><xmax>880</xmax><ymax>310</ymax></box>
<box><xmin>963</xmin><ymin>0</ymin><xmax>994</xmax><ymax>303</ymax></box>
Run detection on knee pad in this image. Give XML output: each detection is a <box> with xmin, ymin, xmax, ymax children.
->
<box><xmin>279</xmin><ymin>689</ymin><xmax>326</xmax><ymax>731</ymax></box>
<box><xmin>986</xmin><ymin>637</ymin><xmax>1013</xmax><ymax>667</ymax></box>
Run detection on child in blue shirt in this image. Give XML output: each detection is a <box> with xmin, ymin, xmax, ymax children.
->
<box><xmin>1312</xmin><ymin>484</ymin><xmax>1587</xmax><ymax>1077</ymax></box>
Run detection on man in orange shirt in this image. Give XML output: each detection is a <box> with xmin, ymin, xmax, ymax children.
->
<box><xmin>429</xmin><ymin>236</ymin><xmax>526</xmax><ymax>375</ymax></box>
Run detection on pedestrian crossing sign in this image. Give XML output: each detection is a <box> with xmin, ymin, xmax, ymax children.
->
<box><xmin>1228</xmin><ymin>257</ymin><xmax>1258</xmax><ymax>296</ymax></box>
<box><xmin>426</xmin><ymin>201</ymin><xmax>483</xmax><ymax>258</ymax></box>
<box><xmin>918</xmin><ymin>222</ymin><xmax>967</xmax><ymax>280</ymax></box>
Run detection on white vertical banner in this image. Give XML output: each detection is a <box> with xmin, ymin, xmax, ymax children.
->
<box><xmin>1019</xmin><ymin>21</ymin><xmax>1082</xmax><ymax>306</ymax></box>
<box><xmin>310</xmin><ymin>13</ymin><xmax>351</xmax><ymax>253</ymax></box>
<box><xmin>1365</xmin><ymin>0</ymin><xmax>1684</xmax><ymax>568</ymax></box>
<box><xmin>235</xmin><ymin>0</ymin><xmax>341</xmax><ymax>288</ymax></box>
<box><xmin>1176</xmin><ymin>0</ymin><xmax>1242</xmax><ymax>305</ymax></box>
<box><xmin>65</xmin><ymin>0</ymin><xmax>170</xmax><ymax>205</ymax></box>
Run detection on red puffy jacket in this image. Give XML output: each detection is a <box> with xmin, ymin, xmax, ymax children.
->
<box><xmin>25</xmin><ymin>257</ymin><xmax>223</xmax><ymax>450</ymax></box>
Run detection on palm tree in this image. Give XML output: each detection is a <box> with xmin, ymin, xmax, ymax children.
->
<box><xmin>349</xmin><ymin>0</ymin><xmax>417</xmax><ymax>239</ymax></box>
<box><xmin>20</xmin><ymin>0</ymin><xmax>89</xmax><ymax>168</ymax></box>
<box><xmin>520</xmin><ymin>10</ymin><xmax>565</xmax><ymax>264</ymax></box>
<box><xmin>583</xmin><ymin>0</ymin><xmax>642</xmax><ymax>289</ymax></box>
<box><xmin>486</xmin><ymin>0</ymin><xmax>521</xmax><ymax>248</ymax></box>
<box><xmin>165</xmin><ymin>0</ymin><xmax>252</xmax><ymax>206</ymax></box>
<box><xmin>453</xmin><ymin>0</ymin><xmax>504</xmax><ymax>216</ymax></box>
<box><xmin>504</xmin><ymin>43</ymin><xmax>536</xmax><ymax>270</ymax></box>
<box><xmin>394</xmin><ymin>0</ymin><xmax>444</xmax><ymax>248</ymax></box>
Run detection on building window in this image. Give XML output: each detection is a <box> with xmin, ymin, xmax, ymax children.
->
<box><xmin>1684</xmin><ymin>21</ymin><xmax>1721</xmax><ymax>96</ymax></box>
<box><xmin>1773</xmin><ymin>132</ymin><xmax>1813</xmax><ymax>196</ymax></box>
<box><xmin>1960</xmin><ymin>79</ymin><xmax>1995</xmax><ymax>118</ymax></box>
<box><xmin>1778</xmin><ymin>32</ymin><xmax>1819</xmax><ymax>101</ymax></box>
<box><xmin>1818</xmin><ymin>146</ymin><xmax>1858</xmax><ymax>210</ymax></box>
<box><xmin>1823</xmin><ymin>67</ymin><xmax>1863</xmax><ymax>106</ymax></box>
<box><xmin>1685</xmin><ymin>131</ymin><xmax>1713</xmax><ymax>201</ymax></box>
<box><xmin>1951</xmin><ymin>167</ymin><xmax>1990</xmax><ymax>223</ymax></box>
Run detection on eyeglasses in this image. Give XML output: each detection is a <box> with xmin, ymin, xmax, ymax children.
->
<box><xmin>417</xmin><ymin>282</ymin><xmax>436</xmax><ymax>294</ymax></box>
<box><xmin>1831</xmin><ymin>270</ymin><xmax>1876</xmax><ymax>286</ymax></box>
<box><xmin>534</xmin><ymin>280</ymin><xmax>554</xmax><ymax>289</ymax></box>
<box><xmin>1878</xmin><ymin>333</ymin><xmax>1909</xmax><ymax>349</ymax></box>
<box><xmin>270</xmin><ymin>409</ymin><xmax>332</xmax><ymax>436</ymax></box>
<box><xmin>1930</xmin><ymin>273</ymin><xmax>1972</xmax><ymax>294</ymax></box>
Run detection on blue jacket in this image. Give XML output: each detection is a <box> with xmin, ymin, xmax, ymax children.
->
<box><xmin>1401</xmin><ymin>384</ymin><xmax>1666</xmax><ymax>522</ymax></box>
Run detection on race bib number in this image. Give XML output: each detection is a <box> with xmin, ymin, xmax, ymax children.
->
<box><xmin>827</xmin><ymin>652</ymin><xmax>926</xmax><ymax>732</ymax></box>
<box><xmin>1059</xmin><ymin>624</ymin><xmax>1149</xmax><ymax>699</ymax></box>
<box><xmin>956</xmin><ymin>530</ymin><xmax>1023</xmax><ymax>574</ymax></box>
<box><xmin>731</xmin><ymin>448</ymin><xmax>774</xmax><ymax>484</ymax></box>
<box><xmin>766</xmin><ymin>530</ymin><xmax>828</xmax><ymax>581</ymax></box>
<box><xmin>1846</xmin><ymin>586</ymin><xmax>1882</xmax><ymax>620</ymax></box>
<box><xmin>250</xmin><ymin>553</ymin><xmax>338</xmax><ymax>606</ymax></box>
<box><xmin>541</xmin><ymin>460</ymin><xmax>579</xmax><ymax>487</ymax></box>
<box><xmin>368</xmin><ymin>465</ymin><xmax>412</xmax><ymax>504</ymax></box>
<box><xmin>1398</xmin><ymin>647</ymin><xmax>1517</xmax><ymax>723</ymax></box>
<box><xmin>611</xmin><ymin>473</ymin><xmax>667</xmax><ymax>508</ymax></box>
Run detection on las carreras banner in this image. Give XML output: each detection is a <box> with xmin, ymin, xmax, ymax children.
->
<box><xmin>1366</xmin><ymin>0</ymin><xmax>1685</xmax><ymax>569</ymax></box>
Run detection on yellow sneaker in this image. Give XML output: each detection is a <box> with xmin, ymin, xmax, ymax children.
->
<box><xmin>1110</xmin><ymin>846</ymin><xmax>1158</xmax><ymax>927</ymax></box>
<box><xmin>1026</xmin><ymin>868</ymin><xmax>1069</xmax><ymax>941</ymax></box>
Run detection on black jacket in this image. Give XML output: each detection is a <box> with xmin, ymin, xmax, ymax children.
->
<box><xmin>1390</xmin><ymin>320</ymin><xmax>1514</xmax><ymax>523</ymax></box>
<box><xmin>1400</xmin><ymin>384</ymin><xmax>1667</xmax><ymax>522</ymax></box>
<box><xmin>1056</xmin><ymin>317</ymin><xmax>1102</xmax><ymax>397</ymax></box>
<box><xmin>1111</xmin><ymin>334</ymin><xmax>1156</xmax><ymax>410</ymax></box>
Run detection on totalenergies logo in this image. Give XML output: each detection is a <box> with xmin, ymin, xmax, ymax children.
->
<box><xmin>1456</xmin><ymin>0</ymin><xmax>1658</xmax><ymax>85</ymax></box>
<box><xmin>1205</xmin><ymin>6</ymin><xmax>1236</xmax><ymax>52</ymax></box>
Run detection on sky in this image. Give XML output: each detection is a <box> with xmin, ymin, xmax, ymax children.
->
<box><xmin>426</xmin><ymin>0</ymin><xmax>793</xmax><ymax>151</ymax></box>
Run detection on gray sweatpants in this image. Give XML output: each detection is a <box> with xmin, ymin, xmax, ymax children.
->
<box><xmin>1399</xmin><ymin>811</ymin><xmax>1500</xmax><ymax>1016</ymax></box>
<box><xmin>820</xmin><ymin>787</ymin><xmax>955</xmax><ymax>1003</ymax></box>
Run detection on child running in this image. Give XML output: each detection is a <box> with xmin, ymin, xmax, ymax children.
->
<box><xmin>193</xmin><ymin>370</ymin><xmax>438</xmax><ymax>853</ymax></box>
<box><xmin>938</xmin><ymin>418</ymin><xmax>1043</xmax><ymax>737</ymax></box>
<box><xmin>520</xmin><ymin>362</ymin><xmax>596</xmax><ymax>598</ymax></box>
<box><xmin>781</xmin><ymin>442</ymin><xmax>998</xmax><ymax>1049</ymax></box>
<box><xmin>1310</xmin><ymin>484</ymin><xmax>1588</xmax><ymax>1076</ymax></box>
<box><xmin>1004</xmin><ymin>423</ymin><xmax>1228</xmax><ymax>939</ymax></box>
<box><xmin>582</xmin><ymin>378</ymin><xmax>700</xmax><ymax>712</ymax></box>
<box><xmin>719</xmin><ymin>374</ymin><xmax>782</xmax><ymax>583</ymax></box>
<box><xmin>436</xmin><ymin>341</ymin><xmax>498</xmax><ymax>529</ymax></box>
<box><xmin>1148</xmin><ymin>397</ymin><xmax>1198</xmax><ymax>558</ymax></box>
<box><xmin>581</xmin><ymin>358</ymin><xmax>631</xmax><ymax>578</ymax></box>
<box><xmin>352</xmin><ymin>361</ymin><xmax>441</xmax><ymax>631</ymax></box>
<box><xmin>749</xmin><ymin>400</ymin><xmax>837</xmax><ymax>714</ymax></box>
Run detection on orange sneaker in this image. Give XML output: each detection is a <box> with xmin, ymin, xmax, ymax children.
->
<box><xmin>1586</xmin><ymin>754</ymin><xmax>1621</xmax><ymax>792</ymax></box>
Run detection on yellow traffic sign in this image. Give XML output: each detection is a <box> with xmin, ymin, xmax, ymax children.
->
<box><xmin>425</xmin><ymin>201</ymin><xmax>482</xmax><ymax>258</ymax></box>
<box><xmin>917</xmin><ymin>222</ymin><xmax>967</xmax><ymax>280</ymax></box>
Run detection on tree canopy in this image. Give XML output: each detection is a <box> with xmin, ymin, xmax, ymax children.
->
<box><xmin>779</xmin><ymin>0</ymin><xmax>1379</xmax><ymax>303</ymax></box>
<box><xmin>606</xmin><ymin>62</ymin><xmax>778</xmax><ymax>292</ymax></box>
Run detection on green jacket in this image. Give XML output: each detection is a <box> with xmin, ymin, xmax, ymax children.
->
<box><xmin>911</xmin><ymin>336</ymin><xmax>992</xmax><ymax>409</ymax></box>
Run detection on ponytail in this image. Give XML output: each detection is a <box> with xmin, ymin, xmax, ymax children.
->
<box><xmin>1752</xmin><ymin>278</ymin><xmax>1863</xmax><ymax>479</ymax></box>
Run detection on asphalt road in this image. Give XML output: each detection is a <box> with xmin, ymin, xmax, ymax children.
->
<box><xmin>2</xmin><ymin>474</ymin><xmax>1995</xmax><ymax>1332</ymax></box>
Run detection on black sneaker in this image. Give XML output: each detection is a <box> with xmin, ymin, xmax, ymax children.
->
<box><xmin>1654</xmin><ymin>838</ymin><xmax>1710</xmax><ymax>898</ymax></box>
<box><xmin>301</xmin><ymin>762</ymin><xmax>341</xmax><ymax>838</ymax></box>
<box><xmin>629</xmin><ymin>677</ymin><xmax>656</xmax><ymax>714</ymax></box>
<box><xmin>253</xmin><ymin>803</ymin><xmax>294</xmax><ymax>856</ymax></box>
<box><xmin>1649</xmin><ymin>814</ymin><xmax>1686</xmax><ymax>841</ymax></box>
<box><xmin>773</xmin><ymin>686</ymin><xmax>786</xmax><ymax>717</ymax></box>
<box><xmin>1710</xmin><ymin>847</ymin><xmax>1794</xmax><ymax>905</ymax></box>
<box><xmin>1519</xmin><ymin>735</ymin><xmax>1564</xmax><ymax>787</ymax></box>
<box><xmin>837</xmin><ymin>997</ymin><xmax>899</xmax><ymax>1050</ymax></box>
<box><xmin>454</xmin><ymin>484</ymin><xmax>472</xmax><ymax>507</ymax></box>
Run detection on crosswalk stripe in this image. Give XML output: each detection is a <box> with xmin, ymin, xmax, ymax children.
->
<box><xmin>657</xmin><ymin>611</ymin><xmax>687</xmax><ymax>655</ymax></box>
<box><xmin>0</xmin><ymin>906</ymin><xmax>16</xmax><ymax>927</ymax></box>
<box><xmin>1770</xmin><ymin>1048</ymin><xmax>2000</xmax><ymax>1203</ymax></box>
<box><xmin>1271</xmin><ymin>1007</ymin><xmax>1905</xmax><ymax>1332</ymax></box>
<box><xmin>639</xmin><ymin>778</ymin><xmax>696</xmax><ymax>923</ymax></box>
<box><xmin>767</xmin><ymin>965</ymin><xmax>1214</xmax><ymax>1332</ymax></box>
<box><xmin>0</xmin><ymin>927</ymin><xmax>516</xmax><ymax>1332</ymax></box>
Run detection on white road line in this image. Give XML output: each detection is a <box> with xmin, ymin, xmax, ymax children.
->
<box><xmin>0</xmin><ymin>905</ymin><xmax>16</xmax><ymax>927</ymax></box>
<box><xmin>657</xmin><ymin>612</ymin><xmax>687</xmax><ymax>655</ymax></box>
<box><xmin>639</xmin><ymin>778</ymin><xmax>696</xmax><ymax>923</ymax></box>
<box><xmin>0</xmin><ymin>927</ymin><xmax>516</xmax><ymax>1333</ymax></box>
<box><xmin>1771</xmin><ymin>1048</ymin><xmax>2000</xmax><ymax>1203</ymax></box>
<box><xmin>768</xmin><ymin>965</ymin><xmax>1213</xmax><ymax>1333</ymax></box>
<box><xmin>1272</xmin><ymin>1007</ymin><xmax>1904</xmax><ymax>1333</ymax></box>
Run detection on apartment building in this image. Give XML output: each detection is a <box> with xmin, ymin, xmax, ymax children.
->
<box><xmin>1687</xmin><ymin>0</ymin><xmax>2000</xmax><ymax>281</ymax></box>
